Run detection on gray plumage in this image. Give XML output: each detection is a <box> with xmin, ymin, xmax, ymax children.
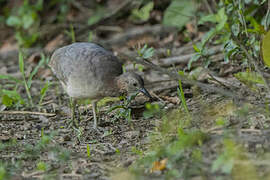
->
<box><xmin>49</xmin><ymin>42</ymin><xmax>152</xmax><ymax>128</ymax></box>
<box><xmin>49</xmin><ymin>43</ymin><xmax>123</xmax><ymax>99</ymax></box>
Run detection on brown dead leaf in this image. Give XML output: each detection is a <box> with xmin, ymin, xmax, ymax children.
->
<box><xmin>27</xmin><ymin>52</ymin><xmax>41</xmax><ymax>64</ymax></box>
<box><xmin>0</xmin><ymin>135</ymin><xmax>11</xmax><ymax>142</ymax></box>
<box><xmin>161</xmin><ymin>96</ymin><xmax>180</xmax><ymax>104</ymax></box>
<box><xmin>186</xmin><ymin>23</ymin><xmax>196</xmax><ymax>34</ymax></box>
<box><xmin>127</xmin><ymin>35</ymin><xmax>155</xmax><ymax>48</ymax></box>
<box><xmin>0</xmin><ymin>39</ymin><xmax>18</xmax><ymax>53</ymax></box>
<box><xmin>37</xmin><ymin>68</ymin><xmax>52</xmax><ymax>79</ymax></box>
<box><xmin>151</xmin><ymin>158</ymin><xmax>168</xmax><ymax>173</ymax></box>
<box><xmin>45</xmin><ymin>34</ymin><xmax>64</xmax><ymax>52</ymax></box>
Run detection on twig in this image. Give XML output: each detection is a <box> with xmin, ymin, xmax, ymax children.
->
<box><xmin>203</xmin><ymin>0</ymin><xmax>214</xmax><ymax>14</ymax></box>
<box><xmin>0</xmin><ymin>111</ymin><xmax>55</xmax><ymax>117</ymax></box>
<box><xmin>265</xmin><ymin>0</ymin><xmax>270</xmax><ymax>31</ymax></box>
<box><xmin>100</xmin><ymin>24</ymin><xmax>175</xmax><ymax>47</ymax></box>
<box><xmin>75</xmin><ymin>0</ymin><xmax>134</xmax><ymax>40</ymax></box>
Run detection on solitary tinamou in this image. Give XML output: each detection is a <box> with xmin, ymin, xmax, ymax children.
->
<box><xmin>49</xmin><ymin>42</ymin><xmax>152</xmax><ymax>128</ymax></box>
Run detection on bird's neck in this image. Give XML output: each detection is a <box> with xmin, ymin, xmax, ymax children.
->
<box><xmin>115</xmin><ymin>75</ymin><xmax>127</xmax><ymax>96</ymax></box>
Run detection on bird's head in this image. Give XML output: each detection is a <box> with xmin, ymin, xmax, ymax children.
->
<box><xmin>117</xmin><ymin>72</ymin><xmax>152</xmax><ymax>99</ymax></box>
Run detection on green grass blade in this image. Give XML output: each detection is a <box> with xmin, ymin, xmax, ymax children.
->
<box><xmin>19</xmin><ymin>51</ymin><xmax>24</xmax><ymax>74</ymax></box>
<box><xmin>27</xmin><ymin>54</ymin><xmax>45</xmax><ymax>88</ymax></box>
<box><xmin>87</xmin><ymin>144</ymin><xmax>91</xmax><ymax>158</ymax></box>
<box><xmin>0</xmin><ymin>75</ymin><xmax>22</xmax><ymax>84</ymax></box>
<box><xmin>18</xmin><ymin>51</ymin><xmax>33</xmax><ymax>106</ymax></box>
<box><xmin>39</xmin><ymin>81</ymin><xmax>50</xmax><ymax>106</ymax></box>
<box><xmin>177</xmin><ymin>79</ymin><xmax>190</xmax><ymax>115</ymax></box>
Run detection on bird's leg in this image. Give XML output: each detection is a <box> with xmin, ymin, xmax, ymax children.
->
<box><xmin>69</xmin><ymin>98</ymin><xmax>79</xmax><ymax>128</ymax></box>
<box><xmin>92</xmin><ymin>100</ymin><xmax>98</xmax><ymax>129</ymax></box>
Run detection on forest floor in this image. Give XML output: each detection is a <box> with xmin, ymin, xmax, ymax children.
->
<box><xmin>1</xmin><ymin>1</ymin><xmax>270</xmax><ymax>180</ymax></box>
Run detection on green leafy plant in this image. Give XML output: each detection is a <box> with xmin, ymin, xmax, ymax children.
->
<box><xmin>36</xmin><ymin>161</ymin><xmax>48</xmax><ymax>171</ymax></box>
<box><xmin>19</xmin><ymin>51</ymin><xmax>33</xmax><ymax>106</ymax></box>
<box><xmin>189</xmin><ymin>7</ymin><xmax>228</xmax><ymax>69</ymax></box>
<box><xmin>0</xmin><ymin>166</ymin><xmax>7</xmax><ymax>180</ymax></box>
<box><xmin>163</xmin><ymin>0</ymin><xmax>196</xmax><ymax>30</ymax></box>
<box><xmin>65</xmin><ymin>24</ymin><xmax>76</xmax><ymax>43</ymax></box>
<box><xmin>234</xmin><ymin>70</ymin><xmax>265</xmax><ymax>91</ymax></box>
<box><xmin>192</xmin><ymin>1</ymin><xmax>266</xmax><ymax>69</ymax></box>
<box><xmin>0</xmin><ymin>52</ymin><xmax>50</xmax><ymax>108</ymax></box>
<box><xmin>6</xmin><ymin>0</ymin><xmax>43</xmax><ymax>47</ymax></box>
<box><xmin>137</xmin><ymin>44</ymin><xmax>155</xmax><ymax>59</ymax></box>
<box><xmin>108</xmin><ymin>93</ymin><xmax>139</xmax><ymax>123</ymax></box>
<box><xmin>143</xmin><ymin>102</ymin><xmax>162</xmax><ymax>119</ymax></box>
<box><xmin>131</xmin><ymin>1</ymin><xmax>154</xmax><ymax>22</ymax></box>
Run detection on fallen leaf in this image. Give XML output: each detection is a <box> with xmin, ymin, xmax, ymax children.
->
<box><xmin>45</xmin><ymin>34</ymin><xmax>64</xmax><ymax>52</ymax></box>
<box><xmin>151</xmin><ymin>158</ymin><xmax>168</xmax><ymax>172</ymax></box>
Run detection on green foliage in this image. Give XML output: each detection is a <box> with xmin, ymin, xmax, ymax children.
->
<box><xmin>192</xmin><ymin>0</ymin><xmax>266</xmax><ymax>68</ymax></box>
<box><xmin>0</xmin><ymin>132</ymin><xmax>70</xmax><ymax>179</ymax></box>
<box><xmin>131</xmin><ymin>1</ymin><xmax>154</xmax><ymax>22</ymax></box>
<box><xmin>6</xmin><ymin>0</ymin><xmax>43</xmax><ymax>47</ymax></box>
<box><xmin>1</xmin><ymin>89</ymin><xmax>24</xmax><ymax>107</ymax></box>
<box><xmin>39</xmin><ymin>81</ymin><xmax>51</xmax><ymax>106</ymax></box>
<box><xmin>262</xmin><ymin>30</ymin><xmax>270</xmax><ymax>67</ymax></box>
<box><xmin>65</xmin><ymin>24</ymin><xmax>76</xmax><ymax>43</ymax></box>
<box><xmin>88</xmin><ymin>6</ymin><xmax>106</xmax><ymax>25</ymax></box>
<box><xmin>189</xmin><ymin>7</ymin><xmax>228</xmax><ymax>69</ymax></box>
<box><xmin>0</xmin><ymin>166</ymin><xmax>7</xmax><ymax>180</ymax></box>
<box><xmin>143</xmin><ymin>102</ymin><xmax>162</xmax><ymax>119</ymax></box>
<box><xmin>234</xmin><ymin>71</ymin><xmax>265</xmax><ymax>91</ymax></box>
<box><xmin>137</xmin><ymin>44</ymin><xmax>155</xmax><ymax>59</ymax></box>
<box><xmin>0</xmin><ymin>52</ymin><xmax>50</xmax><ymax>108</ymax></box>
<box><xmin>163</xmin><ymin>0</ymin><xmax>196</xmax><ymax>30</ymax></box>
<box><xmin>211</xmin><ymin>139</ymin><xmax>238</xmax><ymax>174</ymax></box>
<box><xmin>131</xmin><ymin>146</ymin><xmax>143</xmax><ymax>156</ymax></box>
<box><xmin>19</xmin><ymin>51</ymin><xmax>33</xmax><ymax>106</ymax></box>
<box><xmin>36</xmin><ymin>161</ymin><xmax>48</xmax><ymax>171</ymax></box>
<box><xmin>87</xmin><ymin>144</ymin><xmax>91</xmax><ymax>158</ymax></box>
<box><xmin>132</xmin><ymin>125</ymin><xmax>208</xmax><ymax>179</ymax></box>
<box><xmin>177</xmin><ymin>71</ymin><xmax>189</xmax><ymax>115</ymax></box>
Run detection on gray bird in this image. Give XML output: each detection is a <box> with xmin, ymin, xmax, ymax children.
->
<box><xmin>49</xmin><ymin>42</ymin><xmax>152</xmax><ymax>128</ymax></box>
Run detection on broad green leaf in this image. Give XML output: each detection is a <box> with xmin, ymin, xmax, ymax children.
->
<box><xmin>6</xmin><ymin>16</ymin><xmax>21</xmax><ymax>27</ymax></box>
<box><xmin>262</xmin><ymin>30</ymin><xmax>270</xmax><ymax>67</ymax></box>
<box><xmin>163</xmin><ymin>0</ymin><xmax>196</xmax><ymax>30</ymax></box>
<box><xmin>22</xmin><ymin>14</ymin><xmax>35</xmax><ymax>29</ymax></box>
<box><xmin>1</xmin><ymin>89</ymin><xmax>24</xmax><ymax>106</ymax></box>
<box><xmin>198</xmin><ymin>14</ymin><xmax>217</xmax><ymax>24</ymax></box>
<box><xmin>131</xmin><ymin>1</ymin><xmax>154</xmax><ymax>21</ymax></box>
<box><xmin>2</xmin><ymin>94</ymin><xmax>14</xmax><ymax>107</ymax></box>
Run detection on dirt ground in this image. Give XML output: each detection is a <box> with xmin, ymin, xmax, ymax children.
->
<box><xmin>1</xmin><ymin>1</ymin><xmax>270</xmax><ymax>180</ymax></box>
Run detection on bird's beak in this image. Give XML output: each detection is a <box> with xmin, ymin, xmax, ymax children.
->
<box><xmin>139</xmin><ymin>87</ymin><xmax>153</xmax><ymax>100</ymax></box>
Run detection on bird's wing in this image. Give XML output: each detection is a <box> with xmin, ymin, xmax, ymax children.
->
<box><xmin>49</xmin><ymin>43</ymin><xmax>123</xmax><ymax>86</ymax></box>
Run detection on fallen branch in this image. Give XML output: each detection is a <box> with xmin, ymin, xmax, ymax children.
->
<box><xmin>0</xmin><ymin>111</ymin><xmax>56</xmax><ymax>117</ymax></box>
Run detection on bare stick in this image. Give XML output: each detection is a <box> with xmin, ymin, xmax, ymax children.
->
<box><xmin>0</xmin><ymin>111</ymin><xmax>56</xmax><ymax>117</ymax></box>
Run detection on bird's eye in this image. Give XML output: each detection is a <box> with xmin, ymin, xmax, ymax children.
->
<box><xmin>133</xmin><ymin>83</ymin><xmax>137</xmax><ymax>87</ymax></box>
